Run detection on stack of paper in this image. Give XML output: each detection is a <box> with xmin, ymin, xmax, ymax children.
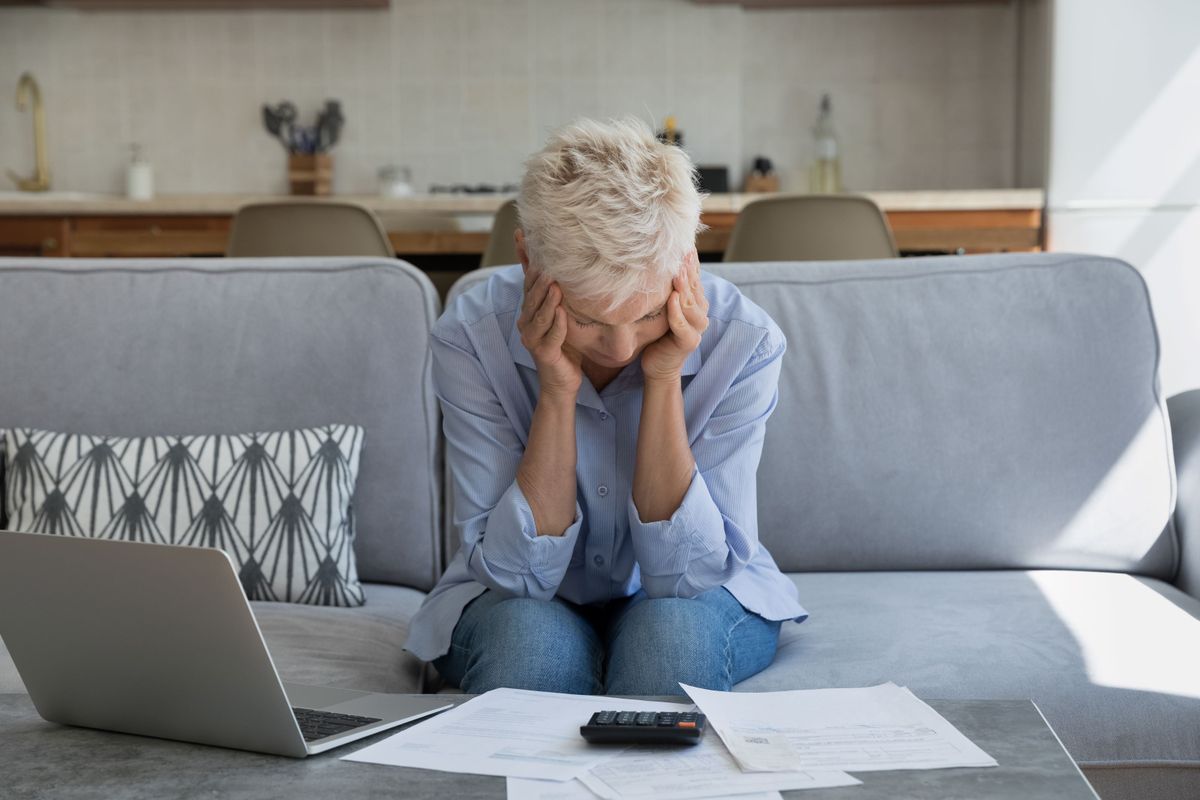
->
<box><xmin>507</xmin><ymin>779</ymin><xmax>788</xmax><ymax>800</ymax></box>
<box><xmin>341</xmin><ymin>689</ymin><xmax>684</xmax><ymax>781</ymax></box>
<box><xmin>507</xmin><ymin>780</ymin><xmax>787</xmax><ymax>800</ymax></box>
<box><xmin>508</xmin><ymin>731</ymin><xmax>861</xmax><ymax>799</ymax></box>
<box><xmin>577</xmin><ymin>733</ymin><xmax>856</xmax><ymax>798</ymax></box>
<box><xmin>342</xmin><ymin>682</ymin><xmax>996</xmax><ymax>800</ymax></box>
<box><xmin>681</xmin><ymin>681</ymin><xmax>998</xmax><ymax>775</ymax></box>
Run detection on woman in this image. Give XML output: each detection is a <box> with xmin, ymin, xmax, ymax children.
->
<box><xmin>405</xmin><ymin>118</ymin><xmax>807</xmax><ymax>695</ymax></box>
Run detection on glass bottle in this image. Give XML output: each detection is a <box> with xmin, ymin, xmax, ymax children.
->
<box><xmin>808</xmin><ymin>94</ymin><xmax>842</xmax><ymax>194</ymax></box>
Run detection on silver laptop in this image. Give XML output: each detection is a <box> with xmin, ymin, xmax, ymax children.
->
<box><xmin>0</xmin><ymin>529</ymin><xmax>453</xmax><ymax>757</ymax></box>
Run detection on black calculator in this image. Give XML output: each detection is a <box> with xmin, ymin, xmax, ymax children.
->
<box><xmin>580</xmin><ymin>710</ymin><xmax>707</xmax><ymax>745</ymax></box>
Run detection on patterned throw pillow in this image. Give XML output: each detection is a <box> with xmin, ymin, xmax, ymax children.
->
<box><xmin>3</xmin><ymin>425</ymin><xmax>365</xmax><ymax>607</ymax></box>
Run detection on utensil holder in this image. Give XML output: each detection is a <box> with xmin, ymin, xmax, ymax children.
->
<box><xmin>288</xmin><ymin>153</ymin><xmax>332</xmax><ymax>196</ymax></box>
<box><xmin>743</xmin><ymin>173</ymin><xmax>780</xmax><ymax>193</ymax></box>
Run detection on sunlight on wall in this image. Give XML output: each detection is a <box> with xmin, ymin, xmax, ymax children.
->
<box><xmin>1073</xmin><ymin>45</ymin><xmax>1200</xmax><ymax>210</ymax></box>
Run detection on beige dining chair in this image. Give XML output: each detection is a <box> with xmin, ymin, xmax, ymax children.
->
<box><xmin>226</xmin><ymin>201</ymin><xmax>395</xmax><ymax>257</ymax></box>
<box><xmin>371</xmin><ymin>210</ymin><xmax>464</xmax><ymax>302</ymax></box>
<box><xmin>723</xmin><ymin>194</ymin><xmax>898</xmax><ymax>262</ymax></box>
<box><xmin>480</xmin><ymin>198</ymin><xmax>520</xmax><ymax>267</ymax></box>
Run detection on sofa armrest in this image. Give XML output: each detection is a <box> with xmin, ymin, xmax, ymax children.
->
<box><xmin>1169</xmin><ymin>389</ymin><xmax>1200</xmax><ymax>599</ymax></box>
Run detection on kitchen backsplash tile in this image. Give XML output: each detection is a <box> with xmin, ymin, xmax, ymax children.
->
<box><xmin>531</xmin><ymin>77</ymin><xmax>601</xmax><ymax>142</ymax></box>
<box><xmin>869</xmin><ymin>7</ymin><xmax>952</xmax><ymax>83</ymax></box>
<box><xmin>462</xmin><ymin>2</ymin><xmax>530</xmax><ymax>80</ymax></box>
<box><xmin>0</xmin><ymin>0</ymin><xmax>1021</xmax><ymax>195</ymax></box>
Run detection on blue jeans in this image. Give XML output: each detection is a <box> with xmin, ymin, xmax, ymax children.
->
<box><xmin>432</xmin><ymin>588</ymin><xmax>781</xmax><ymax>696</ymax></box>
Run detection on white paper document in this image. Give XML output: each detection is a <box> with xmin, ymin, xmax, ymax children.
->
<box><xmin>682</xmin><ymin>682</ymin><xmax>998</xmax><ymax>774</ymax></box>
<box><xmin>577</xmin><ymin>735</ymin><xmax>860</xmax><ymax>800</ymax></box>
<box><xmin>506</xmin><ymin>777</ymin><xmax>603</xmax><ymax>800</ymax></box>
<box><xmin>506</xmin><ymin>779</ymin><xmax>786</xmax><ymax>800</ymax></box>
<box><xmin>340</xmin><ymin>688</ymin><xmax>685</xmax><ymax>781</ymax></box>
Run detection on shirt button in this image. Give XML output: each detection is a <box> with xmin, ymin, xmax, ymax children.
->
<box><xmin>593</xmin><ymin>554</ymin><xmax>605</xmax><ymax>567</ymax></box>
<box><xmin>599</xmin><ymin>411</ymin><xmax>609</xmax><ymax>421</ymax></box>
<box><xmin>597</xmin><ymin>485</ymin><xmax>609</xmax><ymax>497</ymax></box>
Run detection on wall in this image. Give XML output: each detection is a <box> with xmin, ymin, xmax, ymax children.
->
<box><xmin>1044</xmin><ymin>0</ymin><xmax>1200</xmax><ymax>396</ymax></box>
<box><xmin>1015</xmin><ymin>0</ymin><xmax>1049</xmax><ymax>188</ymax></box>
<box><xmin>0</xmin><ymin>0</ymin><xmax>1019</xmax><ymax>196</ymax></box>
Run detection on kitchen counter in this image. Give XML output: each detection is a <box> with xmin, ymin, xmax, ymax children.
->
<box><xmin>0</xmin><ymin>189</ymin><xmax>1044</xmax><ymax>259</ymax></box>
<box><xmin>0</xmin><ymin>189</ymin><xmax>1044</xmax><ymax>216</ymax></box>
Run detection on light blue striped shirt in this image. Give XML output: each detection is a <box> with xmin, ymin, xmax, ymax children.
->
<box><xmin>405</xmin><ymin>265</ymin><xmax>807</xmax><ymax>662</ymax></box>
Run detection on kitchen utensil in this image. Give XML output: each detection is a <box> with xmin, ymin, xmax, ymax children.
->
<box><xmin>262</xmin><ymin>101</ymin><xmax>300</xmax><ymax>153</ymax></box>
<box><xmin>263</xmin><ymin>100</ymin><xmax>342</xmax><ymax>155</ymax></box>
<box><xmin>315</xmin><ymin>100</ymin><xmax>344</xmax><ymax>152</ymax></box>
<box><xmin>289</xmin><ymin>126</ymin><xmax>318</xmax><ymax>156</ymax></box>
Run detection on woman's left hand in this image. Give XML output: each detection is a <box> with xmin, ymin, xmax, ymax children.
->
<box><xmin>641</xmin><ymin>249</ymin><xmax>709</xmax><ymax>382</ymax></box>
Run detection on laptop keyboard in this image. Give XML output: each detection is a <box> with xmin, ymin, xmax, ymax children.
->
<box><xmin>291</xmin><ymin>707</ymin><xmax>383</xmax><ymax>742</ymax></box>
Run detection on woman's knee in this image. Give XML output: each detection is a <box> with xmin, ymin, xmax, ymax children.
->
<box><xmin>452</xmin><ymin>595</ymin><xmax>603</xmax><ymax>695</ymax></box>
<box><xmin>605</xmin><ymin>596</ymin><xmax>730</xmax><ymax>695</ymax></box>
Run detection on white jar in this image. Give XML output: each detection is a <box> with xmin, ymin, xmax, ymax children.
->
<box><xmin>125</xmin><ymin>144</ymin><xmax>154</xmax><ymax>201</ymax></box>
<box><xmin>378</xmin><ymin>164</ymin><xmax>413</xmax><ymax>198</ymax></box>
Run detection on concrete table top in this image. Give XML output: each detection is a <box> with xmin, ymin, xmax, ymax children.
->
<box><xmin>0</xmin><ymin>693</ymin><xmax>1097</xmax><ymax>799</ymax></box>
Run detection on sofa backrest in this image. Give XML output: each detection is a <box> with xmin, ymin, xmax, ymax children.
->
<box><xmin>0</xmin><ymin>258</ymin><xmax>443</xmax><ymax>591</ymax></box>
<box><xmin>447</xmin><ymin>254</ymin><xmax>1177</xmax><ymax>579</ymax></box>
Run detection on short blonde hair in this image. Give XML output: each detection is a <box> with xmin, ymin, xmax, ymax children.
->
<box><xmin>517</xmin><ymin>117</ymin><xmax>704</xmax><ymax>311</ymax></box>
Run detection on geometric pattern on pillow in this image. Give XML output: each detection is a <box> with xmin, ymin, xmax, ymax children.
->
<box><xmin>3</xmin><ymin>425</ymin><xmax>365</xmax><ymax>607</ymax></box>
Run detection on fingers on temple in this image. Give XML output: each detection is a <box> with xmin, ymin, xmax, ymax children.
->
<box><xmin>547</xmin><ymin>306</ymin><xmax>567</xmax><ymax>346</ymax></box>
<box><xmin>530</xmin><ymin>283</ymin><xmax>561</xmax><ymax>338</ymax></box>
<box><xmin>520</xmin><ymin>272</ymin><xmax>551</xmax><ymax>326</ymax></box>
<box><xmin>679</xmin><ymin>271</ymin><xmax>695</xmax><ymax>307</ymax></box>
<box><xmin>670</xmin><ymin>292</ymin><xmax>687</xmax><ymax>328</ymax></box>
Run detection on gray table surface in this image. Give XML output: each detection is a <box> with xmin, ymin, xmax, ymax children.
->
<box><xmin>0</xmin><ymin>693</ymin><xmax>1098</xmax><ymax>799</ymax></box>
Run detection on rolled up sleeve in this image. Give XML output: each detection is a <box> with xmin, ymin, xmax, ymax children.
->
<box><xmin>466</xmin><ymin>478</ymin><xmax>583</xmax><ymax>598</ymax></box>
<box><xmin>627</xmin><ymin>326</ymin><xmax>785</xmax><ymax>598</ymax></box>
<box><xmin>433</xmin><ymin>332</ymin><xmax>579</xmax><ymax>600</ymax></box>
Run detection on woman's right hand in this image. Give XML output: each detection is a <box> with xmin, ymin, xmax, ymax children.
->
<box><xmin>518</xmin><ymin>268</ymin><xmax>582</xmax><ymax>398</ymax></box>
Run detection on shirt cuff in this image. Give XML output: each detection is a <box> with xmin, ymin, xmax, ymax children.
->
<box><xmin>472</xmin><ymin>478</ymin><xmax>583</xmax><ymax>595</ymax></box>
<box><xmin>627</xmin><ymin>467</ymin><xmax>727</xmax><ymax>580</ymax></box>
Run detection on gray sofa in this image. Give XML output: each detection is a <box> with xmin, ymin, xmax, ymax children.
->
<box><xmin>1</xmin><ymin>253</ymin><xmax>1198</xmax><ymax>800</ymax></box>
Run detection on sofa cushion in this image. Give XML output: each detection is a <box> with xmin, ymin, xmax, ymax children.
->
<box><xmin>251</xmin><ymin>582</ymin><xmax>427</xmax><ymax>693</ymax></box>
<box><xmin>740</xmin><ymin>570</ymin><xmax>1200</xmax><ymax>774</ymax></box>
<box><xmin>0</xmin><ymin>258</ymin><xmax>442</xmax><ymax>591</ymax></box>
<box><xmin>4</xmin><ymin>425</ymin><xmax>367</xmax><ymax>606</ymax></box>
<box><xmin>0</xmin><ymin>582</ymin><xmax>426</xmax><ymax>696</ymax></box>
<box><xmin>443</xmin><ymin>255</ymin><xmax>1176</xmax><ymax>579</ymax></box>
<box><xmin>723</xmin><ymin>254</ymin><xmax>1176</xmax><ymax>578</ymax></box>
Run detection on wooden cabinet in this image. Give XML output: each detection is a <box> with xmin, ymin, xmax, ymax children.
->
<box><xmin>8</xmin><ymin>1</ymin><xmax>387</xmax><ymax>8</ymax></box>
<box><xmin>0</xmin><ymin>216</ymin><xmax>231</xmax><ymax>258</ymax></box>
<box><xmin>0</xmin><ymin>193</ymin><xmax>1043</xmax><ymax>260</ymax></box>
<box><xmin>0</xmin><ymin>218</ymin><xmax>69</xmax><ymax>257</ymax></box>
<box><xmin>67</xmin><ymin>216</ymin><xmax>230</xmax><ymax>258</ymax></box>
<box><xmin>885</xmin><ymin>208</ymin><xmax>1043</xmax><ymax>253</ymax></box>
<box><xmin>694</xmin><ymin>0</ymin><xmax>1003</xmax><ymax>7</ymax></box>
<box><xmin>697</xmin><ymin>209</ymin><xmax>1041</xmax><ymax>255</ymax></box>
